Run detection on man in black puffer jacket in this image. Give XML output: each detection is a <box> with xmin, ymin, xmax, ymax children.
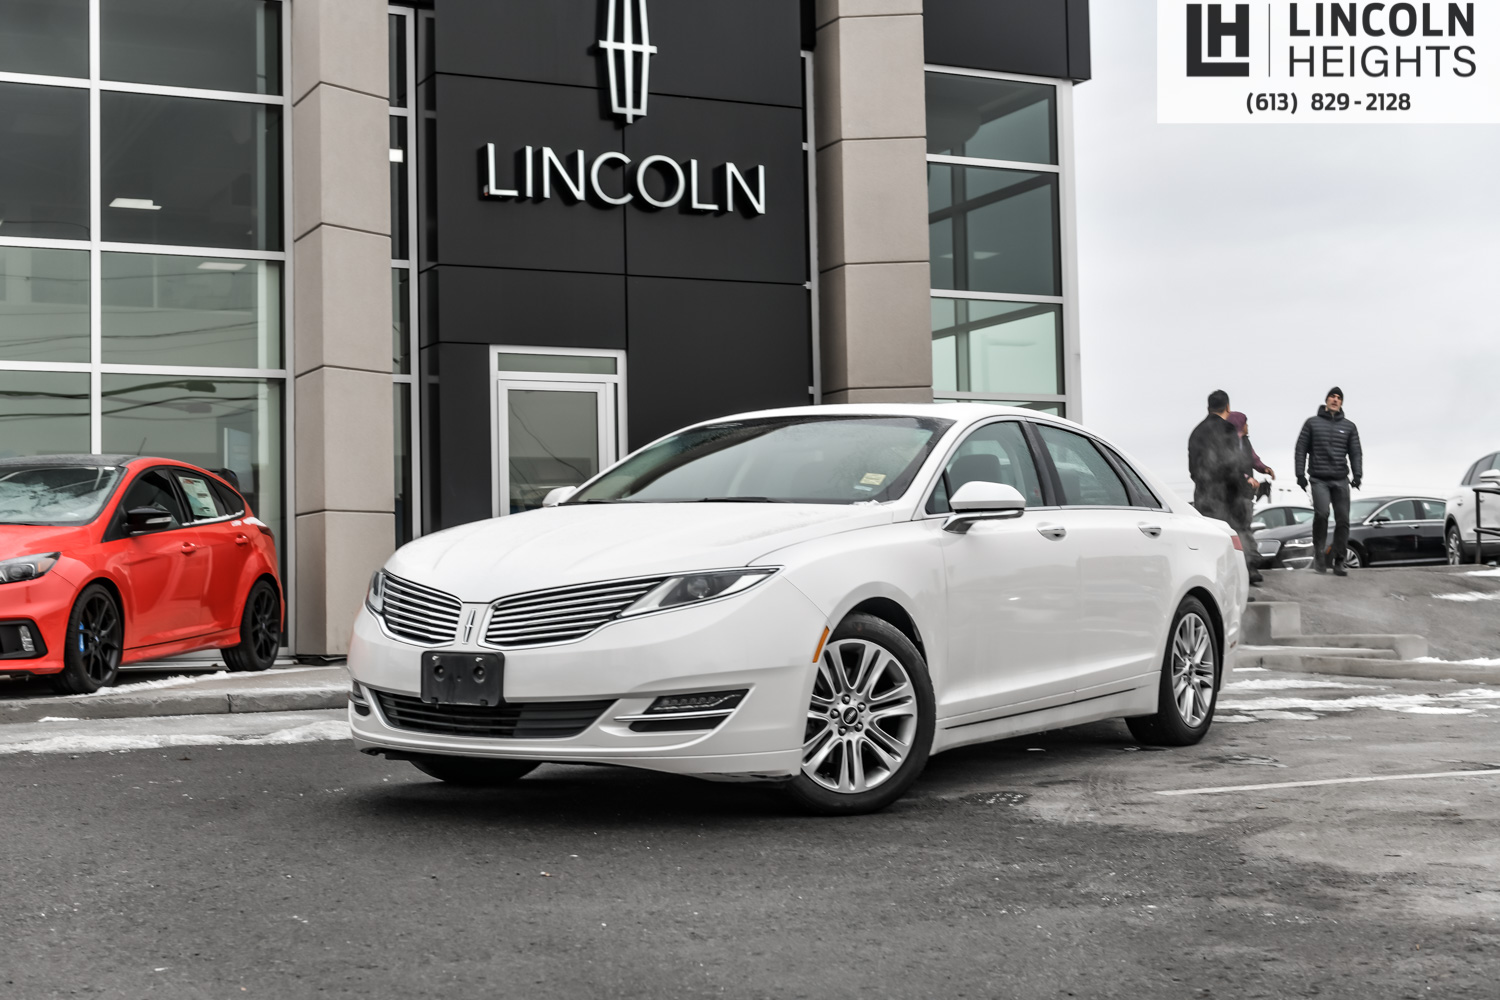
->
<box><xmin>1294</xmin><ymin>387</ymin><xmax>1363</xmax><ymax>576</ymax></box>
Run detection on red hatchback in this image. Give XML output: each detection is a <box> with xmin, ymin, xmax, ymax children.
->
<box><xmin>0</xmin><ymin>455</ymin><xmax>283</xmax><ymax>693</ymax></box>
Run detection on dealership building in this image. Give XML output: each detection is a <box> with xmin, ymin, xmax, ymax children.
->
<box><xmin>0</xmin><ymin>0</ymin><xmax>1091</xmax><ymax>656</ymax></box>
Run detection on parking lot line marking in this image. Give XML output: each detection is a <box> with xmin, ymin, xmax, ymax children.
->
<box><xmin>1155</xmin><ymin>768</ymin><xmax>1500</xmax><ymax>796</ymax></box>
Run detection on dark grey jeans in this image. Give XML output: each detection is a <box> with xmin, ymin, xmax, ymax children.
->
<box><xmin>1310</xmin><ymin>477</ymin><xmax>1351</xmax><ymax>565</ymax></box>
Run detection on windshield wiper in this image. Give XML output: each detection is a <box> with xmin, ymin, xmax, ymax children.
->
<box><xmin>565</xmin><ymin>498</ymin><xmax>632</xmax><ymax>505</ymax></box>
<box><xmin>690</xmin><ymin>497</ymin><xmax>790</xmax><ymax>503</ymax></box>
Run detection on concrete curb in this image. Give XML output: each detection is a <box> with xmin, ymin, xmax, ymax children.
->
<box><xmin>0</xmin><ymin>687</ymin><xmax>346</xmax><ymax>725</ymax></box>
<box><xmin>1255</xmin><ymin>655</ymin><xmax>1500</xmax><ymax>684</ymax></box>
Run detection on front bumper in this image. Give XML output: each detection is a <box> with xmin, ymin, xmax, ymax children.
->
<box><xmin>0</xmin><ymin>571</ymin><xmax>77</xmax><ymax>675</ymax></box>
<box><xmin>347</xmin><ymin>576</ymin><xmax>827</xmax><ymax>779</ymax></box>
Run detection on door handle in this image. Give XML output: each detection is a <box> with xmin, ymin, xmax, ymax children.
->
<box><xmin>1138</xmin><ymin>524</ymin><xmax>1162</xmax><ymax>538</ymax></box>
<box><xmin>1036</xmin><ymin>524</ymin><xmax>1067</xmax><ymax>540</ymax></box>
<box><xmin>180</xmin><ymin>542</ymin><xmax>198</xmax><ymax>554</ymax></box>
<box><xmin>234</xmin><ymin>534</ymin><xmax>250</xmax><ymax>546</ymax></box>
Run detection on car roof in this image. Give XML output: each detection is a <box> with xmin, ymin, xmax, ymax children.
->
<box><xmin>0</xmin><ymin>454</ymin><xmax>144</xmax><ymax>469</ymax></box>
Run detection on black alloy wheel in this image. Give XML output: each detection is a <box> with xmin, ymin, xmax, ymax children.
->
<box><xmin>53</xmin><ymin>584</ymin><xmax>124</xmax><ymax>694</ymax></box>
<box><xmin>224</xmin><ymin>580</ymin><xmax>281</xmax><ymax>672</ymax></box>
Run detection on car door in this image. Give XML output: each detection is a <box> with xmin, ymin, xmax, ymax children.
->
<box><xmin>1452</xmin><ymin>454</ymin><xmax>1495</xmax><ymax>544</ymax></box>
<box><xmin>1362</xmin><ymin>500</ymin><xmax>1418</xmax><ymax>563</ymax></box>
<box><xmin>930</xmin><ymin>419</ymin><xmax>1081</xmax><ymax>719</ymax></box>
<box><xmin>168</xmin><ymin>468</ymin><xmax>251</xmax><ymax>634</ymax></box>
<box><xmin>1032</xmin><ymin>423</ymin><xmax>1175</xmax><ymax>690</ymax></box>
<box><xmin>1415</xmin><ymin>500</ymin><xmax>1448</xmax><ymax>560</ymax></box>
<box><xmin>105</xmin><ymin>469</ymin><xmax>197</xmax><ymax>646</ymax></box>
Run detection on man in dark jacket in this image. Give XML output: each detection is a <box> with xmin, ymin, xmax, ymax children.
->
<box><xmin>1294</xmin><ymin>387</ymin><xmax>1364</xmax><ymax>576</ymax></box>
<box><xmin>1188</xmin><ymin>390</ymin><xmax>1260</xmax><ymax>579</ymax></box>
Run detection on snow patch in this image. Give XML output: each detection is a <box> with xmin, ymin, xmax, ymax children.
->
<box><xmin>1463</xmin><ymin>569</ymin><xmax>1500</xmax><ymax>577</ymax></box>
<box><xmin>85</xmin><ymin>672</ymin><xmax>230</xmax><ymax>695</ymax></box>
<box><xmin>1215</xmin><ymin>714</ymin><xmax>1259</xmax><ymax>723</ymax></box>
<box><xmin>0</xmin><ymin>720</ymin><xmax>348</xmax><ymax>756</ymax></box>
<box><xmin>1224</xmin><ymin>678</ymin><xmax>1385</xmax><ymax>692</ymax></box>
<box><xmin>1247</xmin><ymin>710</ymin><xmax>1319</xmax><ymax>720</ymax></box>
<box><xmin>1413</xmin><ymin>656</ymin><xmax>1500</xmax><ymax>667</ymax></box>
<box><xmin>1433</xmin><ymin>592</ymin><xmax>1500</xmax><ymax>603</ymax></box>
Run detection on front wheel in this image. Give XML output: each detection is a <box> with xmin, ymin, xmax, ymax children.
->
<box><xmin>1126</xmin><ymin>597</ymin><xmax>1218</xmax><ymax>746</ymax></box>
<box><xmin>1447</xmin><ymin>524</ymin><xmax>1473</xmax><ymax>566</ymax></box>
<box><xmin>409</xmin><ymin>756</ymin><xmax>539</xmax><ymax>787</ymax></box>
<box><xmin>784</xmin><ymin>613</ymin><xmax>935</xmax><ymax>816</ymax></box>
<box><xmin>1344</xmin><ymin>544</ymin><xmax>1365</xmax><ymax>569</ymax></box>
<box><xmin>223</xmin><ymin>579</ymin><xmax>280</xmax><ymax>672</ymax></box>
<box><xmin>52</xmin><ymin>583</ymin><xmax>123</xmax><ymax>694</ymax></box>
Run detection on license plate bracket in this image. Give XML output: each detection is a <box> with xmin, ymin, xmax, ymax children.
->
<box><xmin>420</xmin><ymin>652</ymin><xmax>505</xmax><ymax>706</ymax></box>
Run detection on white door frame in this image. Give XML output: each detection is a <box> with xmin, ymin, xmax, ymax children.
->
<box><xmin>488</xmin><ymin>345</ymin><xmax>627</xmax><ymax>519</ymax></box>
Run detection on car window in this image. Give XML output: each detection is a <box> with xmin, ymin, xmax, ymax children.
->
<box><xmin>119</xmin><ymin>470</ymin><xmax>187</xmax><ymax>530</ymax></box>
<box><xmin>172</xmin><ymin>472</ymin><xmax>227</xmax><ymax>521</ymax></box>
<box><xmin>927</xmin><ymin>420</ymin><xmax>1044</xmax><ymax>515</ymax></box>
<box><xmin>210</xmin><ymin>479</ymin><xmax>247</xmax><ymax>517</ymax></box>
<box><xmin>1036</xmin><ymin>425</ymin><xmax>1129</xmax><ymax>507</ymax></box>
<box><xmin>1418</xmin><ymin>500</ymin><xmax>1447</xmax><ymax>521</ymax></box>
<box><xmin>1102</xmin><ymin>444</ymin><xmax>1163</xmax><ymax>509</ymax></box>
<box><xmin>1375</xmin><ymin>500</ymin><xmax>1418</xmax><ymax>522</ymax></box>
<box><xmin>1289</xmin><ymin>508</ymin><xmax>1314</xmax><ymax>524</ymax></box>
<box><xmin>1256</xmin><ymin>508</ymin><xmax>1286</xmax><ymax>528</ymax></box>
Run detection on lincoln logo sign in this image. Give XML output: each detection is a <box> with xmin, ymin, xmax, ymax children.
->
<box><xmin>476</xmin><ymin>0</ymin><xmax>769</xmax><ymax>215</ymax></box>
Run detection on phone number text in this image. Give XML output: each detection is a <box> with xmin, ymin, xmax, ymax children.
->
<box><xmin>1245</xmin><ymin>92</ymin><xmax>1413</xmax><ymax>114</ymax></box>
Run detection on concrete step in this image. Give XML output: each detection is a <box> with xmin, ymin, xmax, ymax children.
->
<box><xmin>1242</xmin><ymin>601</ymin><xmax>1302</xmax><ymax>643</ymax></box>
<box><xmin>1240</xmin><ymin>646</ymin><xmax>1399</xmax><ymax>670</ymax></box>
<box><xmin>1266</xmin><ymin>655</ymin><xmax>1500</xmax><ymax>684</ymax></box>
<box><xmin>1268</xmin><ymin>634</ymin><xmax>1429</xmax><ymax>659</ymax></box>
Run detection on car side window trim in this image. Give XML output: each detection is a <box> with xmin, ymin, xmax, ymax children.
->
<box><xmin>1097</xmin><ymin>442</ymin><xmax>1166</xmax><ymax>511</ymax></box>
<box><xmin>916</xmin><ymin>417</ymin><xmax>1059</xmax><ymax>519</ymax></box>
<box><xmin>1028</xmin><ymin>420</ymin><xmax>1135</xmax><ymax>510</ymax></box>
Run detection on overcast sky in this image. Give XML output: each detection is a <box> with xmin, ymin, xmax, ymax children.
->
<box><xmin>1072</xmin><ymin>0</ymin><xmax>1500</xmax><ymax>499</ymax></box>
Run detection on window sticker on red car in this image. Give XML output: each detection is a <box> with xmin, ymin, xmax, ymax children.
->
<box><xmin>179</xmin><ymin>477</ymin><xmax>218</xmax><ymax>519</ymax></box>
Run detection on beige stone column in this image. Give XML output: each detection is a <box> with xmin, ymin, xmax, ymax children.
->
<box><xmin>815</xmin><ymin>1</ymin><xmax>932</xmax><ymax>404</ymax></box>
<box><xmin>290</xmin><ymin>0</ymin><xmax>395</xmax><ymax>656</ymax></box>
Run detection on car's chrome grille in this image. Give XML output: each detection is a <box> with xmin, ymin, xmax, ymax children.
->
<box><xmin>380</xmin><ymin>574</ymin><xmax>463</xmax><ymax>645</ymax></box>
<box><xmin>484</xmin><ymin>577</ymin><xmax>667</xmax><ymax>648</ymax></box>
<box><xmin>373</xmin><ymin>691</ymin><xmax>614</xmax><ymax>739</ymax></box>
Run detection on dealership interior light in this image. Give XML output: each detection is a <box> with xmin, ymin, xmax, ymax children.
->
<box><xmin>109</xmin><ymin>197</ymin><xmax>162</xmax><ymax>211</ymax></box>
<box><xmin>197</xmin><ymin>261</ymin><xmax>247</xmax><ymax>272</ymax></box>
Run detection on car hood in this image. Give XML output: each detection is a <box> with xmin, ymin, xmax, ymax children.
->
<box><xmin>386</xmin><ymin>502</ymin><xmax>896</xmax><ymax>602</ymax></box>
<box><xmin>0</xmin><ymin>523</ymin><xmax>99</xmax><ymax>559</ymax></box>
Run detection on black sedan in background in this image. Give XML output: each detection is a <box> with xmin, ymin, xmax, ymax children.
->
<box><xmin>1256</xmin><ymin>496</ymin><xmax>1448</xmax><ymax>570</ymax></box>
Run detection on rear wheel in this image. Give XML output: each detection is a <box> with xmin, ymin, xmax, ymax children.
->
<box><xmin>784</xmin><ymin>613</ymin><xmax>935</xmax><ymax>816</ymax></box>
<box><xmin>409</xmin><ymin>756</ymin><xmax>539</xmax><ymax>787</ymax></box>
<box><xmin>1126</xmin><ymin>597</ymin><xmax>1218</xmax><ymax>746</ymax></box>
<box><xmin>1447</xmin><ymin>523</ymin><xmax>1473</xmax><ymax>565</ymax></box>
<box><xmin>223</xmin><ymin>579</ymin><xmax>280</xmax><ymax>672</ymax></box>
<box><xmin>52</xmin><ymin>584</ymin><xmax>123</xmax><ymax>695</ymax></box>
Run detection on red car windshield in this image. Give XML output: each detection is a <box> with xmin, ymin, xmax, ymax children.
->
<box><xmin>0</xmin><ymin>466</ymin><xmax>125</xmax><ymax>526</ymax></box>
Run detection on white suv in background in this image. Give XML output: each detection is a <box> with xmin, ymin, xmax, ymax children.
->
<box><xmin>1445</xmin><ymin>451</ymin><xmax>1500</xmax><ymax>564</ymax></box>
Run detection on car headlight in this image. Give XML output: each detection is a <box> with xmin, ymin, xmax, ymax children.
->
<box><xmin>1257</xmin><ymin>539</ymin><xmax>1282</xmax><ymax>557</ymax></box>
<box><xmin>623</xmin><ymin>568</ymin><xmax>778</xmax><ymax>616</ymax></box>
<box><xmin>0</xmin><ymin>553</ymin><xmax>60</xmax><ymax>585</ymax></box>
<box><xmin>1282</xmin><ymin>537</ymin><xmax>1314</xmax><ymax>549</ymax></box>
<box><xmin>366</xmin><ymin>570</ymin><xmax>387</xmax><ymax>614</ymax></box>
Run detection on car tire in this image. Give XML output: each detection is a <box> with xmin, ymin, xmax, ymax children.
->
<box><xmin>408</xmin><ymin>755</ymin><xmax>540</xmax><ymax>787</ymax></box>
<box><xmin>1344</xmin><ymin>544</ymin><xmax>1365</xmax><ymax>569</ymax></box>
<box><xmin>1125</xmin><ymin>597</ymin><xmax>1219</xmax><ymax>747</ymax></box>
<box><xmin>52</xmin><ymin>583</ymin><xmax>123</xmax><ymax>695</ymax></box>
<box><xmin>1447</xmin><ymin>523</ymin><xmax>1473</xmax><ymax>566</ymax></box>
<box><xmin>223</xmin><ymin>579</ymin><xmax>281</xmax><ymax>672</ymax></box>
<box><xmin>784</xmin><ymin>613</ymin><xmax>936</xmax><ymax>817</ymax></box>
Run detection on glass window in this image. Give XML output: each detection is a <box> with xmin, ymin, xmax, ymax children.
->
<box><xmin>926</xmin><ymin>420</ymin><xmax>1044</xmax><ymax>515</ymax></box>
<box><xmin>1254</xmin><ymin>508</ymin><xmax>1286</xmax><ymax>529</ymax></box>
<box><xmin>0</xmin><ymin>0</ymin><xmax>88</xmax><ymax>79</ymax></box>
<box><xmin>1418</xmin><ymin>500</ymin><xmax>1446</xmax><ymax>521</ymax></box>
<box><xmin>929</xmin><ymin>163</ymin><xmax>1059</xmax><ymax>296</ymax></box>
<box><xmin>391</xmin><ymin>269</ymin><xmax>410</xmax><ymax>374</ymax></box>
<box><xmin>932</xmin><ymin>298</ymin><xmax>1062</xmax><ymax>397</ymax></box>
<box><xmin>0</xmin><ymin>82</ymin><xmax>90</xmax><ymax>241</ymax></box>
<box><xmin>0</xmin><ymin>247</ymin><xmax>90</xmax><ymax>363</ymax></box>
<box><xmin>498</xmin><ymin>353</ymin><xmax>618</xmax><ymax>376</ymax></box>
<box><xmin>1375</xmin><ymin>500</ymin><xmax>1418</xmax><ymax>522</ymax></box>
<box><xmin>102</xmin><ymin>374</ymin><xmax>283</xmax><ymax>546</ymax></box>
<box><xmin>101</xmin><ymin>0</ymin><xmax>282</xmax><ymax>95</ymax></box>
<box><xmin>1036</xmin><ymin>425</ymin><xmax>1130</xmax><ymax>507</ymax></box>
<box><xmin>171</xmin><ymin>470</ymin><xmax>225</xmax><ymax>520</ymax></box>
<box><xmin>1290</xmin><ymin>508</ymin><xmax>1315</xmax><ymax>524</ymax></box>
<box><xmin>926</xmin><ymin>73</ymin><xmax>1056</xmax><ymax>165</ymax></box>
<box><xmin>1104</xmin><ymin>445</ymin><xmax>1163</xmax><ymax>509</ymax></box>
<box><xmin>119</xmin><ymin>469</ymin><xmax>186</xmax><ymax>528</ymax></box>
<box><xmin>209</xmin><ymin>478</ymin><xmax>245</xmax><ymax>516</ymax></box>
<box><xmin>390</xmin><ymin>117</ymin><xmax>408</xmax><ymax>260</ymax></box>
<box><xmin>0</xmin><ymin>464</ymin><xmax>123</xmax><ymax>526</ymax></box>
<box><xmin>102</xmin><ymin>92</ymin><xmax>283</xmax><ymax>251</ymax></box>
<box><xmin>507</xmin><ymin>388</ymin><xmax>601</xmax><ymax>514</ymax></box>
<box><xmin>389</xmin><ymin>14</ymin><xmax>407</xmax><ymax>108</ymax></box>
<box><xmin>572</xmin><ymin>416</ymin><xmax>954</xmax><ymax>506</ymax></box>
<box><xmin>1348</xmin><ymin>499</ymin><xmax>1383</xmax><ymax>521</ymax></box>
<box><xmin>102</xmin><ymin>253</ymin><xmax>282</xmax><ymax>369</ymax></box>
<box><xmin>0</xmin><ymin>370</ymin><xmax>89</xmax><ymax>457</ymax></box>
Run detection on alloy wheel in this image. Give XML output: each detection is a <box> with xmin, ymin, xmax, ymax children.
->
<box><xmin>77</xmin><ymin>593</ymin><xmax>122</xmax><ymax>684</ymax></box>
<box><xmin>1345</xmin><ymin>546</ymin><xmax>1362</xmax><ymax>569</ymax></box>
<box><xmin>802</xmin><ymin>638</ymin><xmax>918</xmax><ymax>794</ymax></box>
<box><xmin>1447</xmin><ymin>527</ymin><xmax>1463</xmax><ymax>566</ymax></box>
<box><xmin>248</xmin><ymin>587</ymin><xmax>280</xmax><ymax>661</ymax></box>
<box><xmin>1169</xmin><ymin>612</ymin><xmax>1215</xmax><ymax>728</ymax></box>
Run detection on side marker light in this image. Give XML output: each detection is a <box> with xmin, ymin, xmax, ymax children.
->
<box><xmin>812</xmin><ymin>626</ymin><xmax>830</xmax><ymax>663</ymax></box>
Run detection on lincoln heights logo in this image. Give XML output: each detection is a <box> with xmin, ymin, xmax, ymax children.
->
<box><xmin>1187</xmin><ymin>3</ymin><xmax>1252</xmax><ymax>76</ymax></box>
<box><xmin>599</xmin><ymin>0</ymin><xmax>656</xmax><ymax>124</ymax></box>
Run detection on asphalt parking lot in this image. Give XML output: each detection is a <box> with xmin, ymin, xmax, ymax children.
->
<box><xmin>2</xmin><ymin>665</ymin><xmax>1496</xmax><ymax>1000</ymax></box>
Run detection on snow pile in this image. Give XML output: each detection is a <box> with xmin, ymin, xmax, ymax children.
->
<box><xmin>0</xmin><ymin>719</ymin><xmax>348</xmax><ymax>756</ymax></box>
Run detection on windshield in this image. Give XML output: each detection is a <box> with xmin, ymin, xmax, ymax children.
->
<box><xmin>569</xmin><ymin>416</ymin><xmax>955</xmax><ymax>505</ymax></box>
<box><xmin>0</xmin><ymin>466</ymin><xmax>125</xmax><ymax>526</ymax></box>
<box><xmin>1349</xmin><ymin>499</ymin><xmax>1383</xmax><ymax>522</ymax></box>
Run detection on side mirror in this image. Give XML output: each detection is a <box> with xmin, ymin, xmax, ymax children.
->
<box><xmin>1480</xmin><ymin>470</ymin><xmax>1500</xmax><ymax>484</ymax></box>
<box><xmin>944</xmin><ymin>481</ymin><xmax>1026</xmax><ymax>534</ymax></box>
<box><xmin>542</xmin><ymin>486</ymin><xmax>578</xmax><ymax>507</ymax></box>
<box><xmin>1250</xmin><ymin>521</ymin><xmax>1267</xmax><ymax>531</ymax></box>
<box><xmin>124</xmin><ymin>506</ymin><xmax>173</xmax><ymax>534</ymax></box>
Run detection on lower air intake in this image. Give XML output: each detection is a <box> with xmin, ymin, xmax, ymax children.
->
<box><xmin>373</xmin><ymin>691</ymin><xmax>614</xmax><ymax>739</ymax></box>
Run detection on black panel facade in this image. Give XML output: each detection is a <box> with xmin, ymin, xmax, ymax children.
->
<box><xmin>924</xmin><ymin>0</ymin><xmax>1092</xmax><ymax>82</ymax></box>
<box><xmin>421</xmin><ymin>0</ymin><xmax>810</xmax><ymax>530</ymax></box>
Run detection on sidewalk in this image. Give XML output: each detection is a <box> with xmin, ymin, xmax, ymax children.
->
<box><xmin>0</xmin><ymin>665</ymin><xmax>349</xmax><ymax>725</ymax></box>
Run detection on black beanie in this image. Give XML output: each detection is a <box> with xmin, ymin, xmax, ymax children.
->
<box><xmin>1327</xmin><ymin>386</ymin><xmax>1344</xmax><ymax>400</ymax></box>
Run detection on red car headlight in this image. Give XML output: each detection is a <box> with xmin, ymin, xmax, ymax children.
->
<box><xmin>0</xmin><ymin>552</ymin><xmax>60</xmax><ymax>585</ymax></box>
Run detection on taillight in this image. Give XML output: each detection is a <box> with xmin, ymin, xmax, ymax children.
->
<box><xmin>1231</xmin><ymin>534</ymin><xmax>1243</xmax><ymax>551</ymax></box>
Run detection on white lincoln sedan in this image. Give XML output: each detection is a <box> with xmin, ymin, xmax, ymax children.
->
<box><xmin>348</xmin><ymin>405</ymin><xmax>1245</xmax><ymax>814</ymax></box>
